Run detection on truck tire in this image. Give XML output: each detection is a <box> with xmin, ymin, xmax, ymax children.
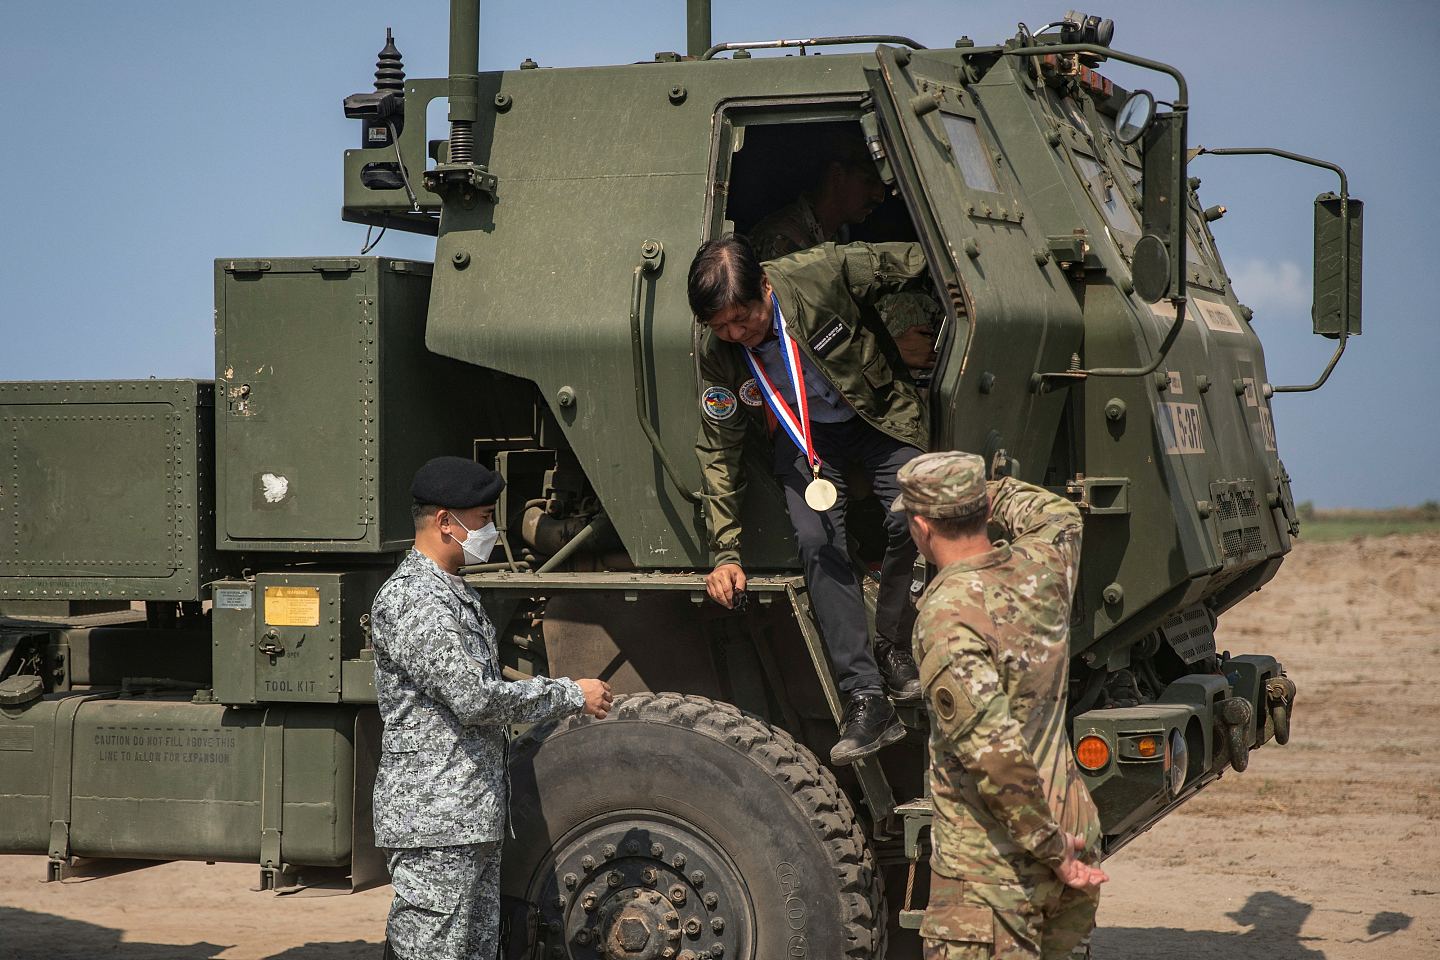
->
<box><xmin>503</xmin><ymin>692</ymin><xmax>887</xmax><ymax>959</ymax></box>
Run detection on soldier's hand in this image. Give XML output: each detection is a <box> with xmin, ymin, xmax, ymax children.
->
<box><xmin>577</xmin><ymin>679</ymin><xmax>613</xmax><ymax>720</ymax></box>
<box><xmin>705</xmin><ymin>563</ymin><xmax>747</xmax><ymax>609</ymax></box>
<box><xmin>1054</xmin><ymin>833</ymin><xmax>1109</xmax><ymax>892</ymax></box>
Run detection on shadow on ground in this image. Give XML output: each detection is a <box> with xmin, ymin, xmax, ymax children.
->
<box><xmin>1094</xmin><ymin>891</ymin><xmax>1414</xmax><ymax>960</ymax></box>
<box><xmin>0</xmin><ymin>906</ymin><xmax>381</xmax><ymax>960</ymax></box>
<box><xmin>0</xmin><ymin>905</ymin><xmax>228</xmax><ymax>960</ymax></box>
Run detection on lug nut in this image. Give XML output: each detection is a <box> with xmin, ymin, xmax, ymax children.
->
<box><xmin>564</xmin><ymin>873</ymin><xmax>578</xmax><ymax>889</ymax></box>
<box><xmin>689</xmin><ymin>870</ymin><xmax>705</xmax><ymax>887</ymax></box>
<box><xmin>625</xmin><ymin>841</ymin><xmax>640</xmax><ymax>854</ymax></box>
<box><xmin>684</xmin><ymin>918</ymin><xmax>702</xmax><ymax>936</ymax></box>
<box><xmin>575</xmin><ymin>930</ymin><xmax>591</xmax><ymax>945</ymax></box>
<box><xmin>607</xmin><ymin>871</ymin><xmax>622</xmax><ymax>887</ymax></box>
<box><xmin>651</xmin><ymin>842</ymin><xmax>665</xmax><ymax>858</ymax></box>
<box><xmin>643</xmin><ymin>867</ymin><xmax>658</xmax><ymax>885</ymax></box>
<box><xmin>711</xmin><ymin>917</ymin><xmax>725</xmax><ymax>934</ymax></box>
<box><xmin>603</xmin><ymin>844</ymin><xmax>617</xmax><ymax>859</ymax></box>
<box><xmin>582</xmin><ymin>893</ymin><xmax>598</xmax><ymax>912</ymax></box>
<box><xmin>668</xmin><ymin>884</ymin><xmax>688</xmax><ymax>905</ymax></box>
<box><xmin>554</xmin><ymin>895</ymin><xmax>566</xmax><ymax>909</ymax></box>
<box><xmin>711</xmin><ymin>943</ymin><xmax>725</xmax><ymax>957</ymax></box>
<box><xmin>703</xmin><ymin>893</ymin><xmax>719</xmax><ymax>910</ymax></box>
<box><xmin>671</xmin><ymin>853</ymin><xmax>687</xmax><ymax>869</ymax></box>
<box><xmin>581</xmin><ymin>855</ymin><xmax>596</xmax><ymax>872</ymax></box>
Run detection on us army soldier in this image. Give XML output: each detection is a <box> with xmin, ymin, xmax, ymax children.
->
<box><xmin>894</xmin><ymin>452</ymin><xmax>1108</xmax><ymax>959</ymax></box>
<box><xmin>747</xmin><ymin>132</ymin><xmax>939</xmax><ymax>374</ymax></box>
<box><xmin>372</xmin><ymin>456</ymin><xmax>612</xmax><ymax>960</ymax></box>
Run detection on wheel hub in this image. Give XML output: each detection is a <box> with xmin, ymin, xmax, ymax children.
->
<box><xmin>529</xmin><ymin>815</ymin><xmax>749</xmax><ymax>960</ymax></box>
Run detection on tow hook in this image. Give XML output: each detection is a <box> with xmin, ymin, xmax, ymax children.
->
<box><xmin>1217</xmin><ymin>697</ymin><xmax>1254</xmax><ymax>772</ymax></box>
<box><xmin>1266</xmin><ymin>675</ymin><xmax>1297</xmax><ymax>745</ymax></box>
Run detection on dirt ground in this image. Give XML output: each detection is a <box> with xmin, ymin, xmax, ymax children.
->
<box><xmin>1</xmin><ymin>533</ymin><xmax>1436</xmax><ymax>959</ymax></box>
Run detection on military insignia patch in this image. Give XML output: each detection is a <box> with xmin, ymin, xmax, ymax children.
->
<box><xmin>738</xmin><ymin>379</ymin><xmax>763</xmax><ymax>407</ymax></box>
<box><xmin>701</xmin><ymin>386</ymin><xmax>738</xmax><ymax>421</ymax></box>
<box><xmin>935</xmin><ymin>685</ymin><xmax>958</xmax><ymax>721</ymax></box>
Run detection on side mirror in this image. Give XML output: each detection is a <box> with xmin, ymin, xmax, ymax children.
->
<box><xmin>1114</xmin><ymin>90</ymin><xmax>1155</xmax><ymax>145</ymax></box>
<box><xmin>1131</xmin><ymin>110</ymin><xmax>1187</xmax><ymax>304</ymax></box>
<box><xmin>1312</xmin><ymin>192</ymin><xmax>1362</xmax><ymax>338</ymax></box>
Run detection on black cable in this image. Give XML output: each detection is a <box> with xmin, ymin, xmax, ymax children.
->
<box><xmin>360</xmin><ymin>224</ymin><xmax>388</xmax><ymax>255</ymax></box>
<box><xmin>386</xmin><ymin>119</ymin><xmax>420</xmax><ymax>212</ymax></box>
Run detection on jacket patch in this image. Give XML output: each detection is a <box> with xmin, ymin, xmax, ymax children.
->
<box><xmin>738</xmin><ymin>379</ymin><xmax>764</xmax><ymax>407</ymax></box>
<box><xmin>701</xmin><ymin>386</ymin><xmax>739</xmax><ymax>421</ymax></box>
<box><xmin>809</xmin><ymin>317</ymin><xmax>849</xmax><ymax>358</ymax></box>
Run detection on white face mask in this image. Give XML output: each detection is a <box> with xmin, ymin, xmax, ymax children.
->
<box><xmin>448</xmin><ymin>515</ymin><xmax>499</xmax><ymax>564</ymax></box>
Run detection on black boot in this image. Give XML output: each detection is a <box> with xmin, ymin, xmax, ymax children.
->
<box><xmin>876</xmin><ymin>640</ymin><xmax>921</xmax><ymax>701</ymax></box>
<box><xmin>830</xmin><ymin>691</ymin><xmax>907</xmax><ymax>765</ymax></box>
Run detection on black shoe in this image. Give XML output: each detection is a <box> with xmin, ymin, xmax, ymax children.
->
<box><xmin>877</xmin><ymin>641</ymin><xmax>922</xmax><ymax>701</ymax></box>
<box><xmin>830</xmin><ymin>692</ymin><xmax>907</xmax><ymax>765</ymax></box>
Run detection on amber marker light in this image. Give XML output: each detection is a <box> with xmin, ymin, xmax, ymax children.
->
<box><xmin>1135</xmin><ymin>735</ymin><xmax>1160</xmax><ymax>758</ymax></box>
<box><xmin>1076</xmin><ymin>734</ymin><xmax>1111</xmax><ymax>771</ymax></box>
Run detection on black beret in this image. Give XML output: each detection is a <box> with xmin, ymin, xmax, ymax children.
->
<box><xmin>410</xmin><ymin>456</ymin><xmax>505</xmax><ymax>508</ymax></box>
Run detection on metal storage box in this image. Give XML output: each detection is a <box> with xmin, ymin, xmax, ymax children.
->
<box><xmin>211</xmin><ymin>568</ymin><xmax>387</xmax><ymax>706</ymax></box>
<box><xmin>0</xmin><ymin>694</ymin><xmax>361</xmax><ymax>868</ymax></box>
<box><xmin>215</xmin><ymin>256</ymin><xmax>479</xmax><ymax>553</ymax></box>
<box><xmin>0</xmin><ymin>380</ymin><xmax>223</xmax><ymax>601</ymax></box>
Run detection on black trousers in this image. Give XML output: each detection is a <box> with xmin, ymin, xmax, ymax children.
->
<box><xmin>773</xmin><ymin>417</ymin><xmax>922</xmax><ymax>696</ymax></box>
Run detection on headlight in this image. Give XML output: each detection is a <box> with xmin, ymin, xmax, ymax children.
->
<box><xmin>1168</xmin><ymin>728</ymin><xmax>1188</xmax><ymax>795</ymax></box>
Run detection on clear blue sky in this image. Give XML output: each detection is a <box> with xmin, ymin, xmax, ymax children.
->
<box><xmin>4</xmin><ymin>1</ymin><xmax>1435</xmax><ymax>508</ymax></box>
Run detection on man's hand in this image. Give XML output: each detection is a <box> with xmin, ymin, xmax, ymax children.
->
<box><xmin>705</xmin><ymin>563</ymin><xmax>748</xmax><ymax>609</ymax></box>
<box><xmin>895</xmin><ymin>325</ymin><xmax>936</xmax><ymax>369</ymax></box>
<box><xmin>577</xmin><ymin>679</ymin><xmax>613</xmax><ymax>720</ymax></box>
<box><xmin>1054</xmin><ymin>833</ymin><xmax>1109</xmax><ymax>892</ymax></box>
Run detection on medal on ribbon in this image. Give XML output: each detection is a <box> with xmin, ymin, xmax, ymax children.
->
<box><xmin>742</xmin><ymin>293</ymin><xmax>839</xmax><ymax>513</ymax></box>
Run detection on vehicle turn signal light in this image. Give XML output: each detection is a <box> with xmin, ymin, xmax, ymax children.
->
<box><xmin>1076</xmin><ymin>734</ymin><xmax>1111</xmax><ymax>771</ymax></box>
<box><xmin>1135</xmin><ymin>735</ymin><xmax>1159</xmax><ymax>758</ymax></box>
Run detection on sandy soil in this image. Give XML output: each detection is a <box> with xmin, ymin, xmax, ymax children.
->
<box><xmin>1</xmin><ymin>534</ymin><xmax>1436</xmax><ymax>959</ymax></box>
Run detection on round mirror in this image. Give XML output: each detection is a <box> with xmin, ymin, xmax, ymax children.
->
<box><xmin>1115</xmin><ymin>90</ymin><xmax>1156</xmax><ymax>145</ymax></box>
<box><xmin>1131</xmin><ymin>234</ymin><xmax>1172</xmax><ymax>303</ymax></box>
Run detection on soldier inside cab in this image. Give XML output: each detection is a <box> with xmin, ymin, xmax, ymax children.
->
<box><xmin>748</xmin><ymin>129</ymin><xmax>940</xmax><ymax>375</ymax></box>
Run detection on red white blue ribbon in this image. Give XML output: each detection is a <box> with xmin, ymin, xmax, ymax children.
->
<box><xmin>741</xmin><ymin>293</ymin><xmax>822</xmax><ymax>479</ymax></box>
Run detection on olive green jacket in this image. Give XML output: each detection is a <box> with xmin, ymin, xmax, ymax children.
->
<box><xmin>694</xmin><ymin>242</ymin><xmax>930</xmax><ymax>565</ymax></box>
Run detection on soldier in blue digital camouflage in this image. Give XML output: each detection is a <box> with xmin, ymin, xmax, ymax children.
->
<box><xmin>373</xmin><ymin>456</ymin><xmax>613</xmax><ymax>960</ymax></box>
<box><xmin>894</xmin><ymin>452</ymin><xmax>1109</xmax><ymax>959</ymax></box>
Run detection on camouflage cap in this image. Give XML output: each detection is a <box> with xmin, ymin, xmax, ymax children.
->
<box><xmin>892</xmin><ymin>451</ymin><xmax>988</xmax><ymax>518</ymax></box>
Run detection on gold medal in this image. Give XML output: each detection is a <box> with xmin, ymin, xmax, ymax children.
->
<box><xmin>804</xmin><ymin>476</ymin><xmax>838</xmax><ymax>512</ymax></box>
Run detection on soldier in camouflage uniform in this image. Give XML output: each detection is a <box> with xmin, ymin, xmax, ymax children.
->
<box><xmin>894</xmin><ymin>452</ymin><xmax>1109</xmax><ymax>959</ymax></box>
<box><xmin>372</xmin><ymin>456</ymin><xmax>612</xmax><ymax>960</ymax></box>
<box><xmin>747</xmin><ymin>133</ymin><xmax>940</xmax><ymax>374</ymax></box>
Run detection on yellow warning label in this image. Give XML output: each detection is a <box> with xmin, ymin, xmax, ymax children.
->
<box><xmin>264</xmin><ymin>586</ymin><xmax>321</xmax><ymax>627</ymax></box>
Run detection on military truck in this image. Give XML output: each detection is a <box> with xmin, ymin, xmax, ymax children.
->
<box><xmin>0</xmin><ymin>2</ymin><xmax>1361</xmax><ymax>957</ymax></box>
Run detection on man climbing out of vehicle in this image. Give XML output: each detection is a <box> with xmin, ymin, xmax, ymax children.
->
<box><xmin>689</xmin><ymin>233</ymin><xmax>929</xmax><ymax>764</ymax></box>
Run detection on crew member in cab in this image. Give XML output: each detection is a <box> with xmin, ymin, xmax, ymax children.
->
<box><xmin>690</xmin><ymin>235</ymin><xmax>927</xmax><ymax>764</ymax></box>
<box><xmin>748</xmin><ymin>131</ymin><xmax>940</xmax><ymax>376</ymax></box>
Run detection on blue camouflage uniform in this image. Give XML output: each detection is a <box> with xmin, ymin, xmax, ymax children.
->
<box><xmin>372</xmin><ymin>548</ymin><xmax>584</xmax><ymax>960</ymax></box>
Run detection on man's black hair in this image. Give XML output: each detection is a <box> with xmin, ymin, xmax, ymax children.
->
<box><xmin>920</xmin><ymin>508</ymin><xmax>989</xmax><ymax>540</ymax></box>
<box><xmin>410</xmin><ymin>501</ymin><xmax>440</xmax><ymax>529</ymax></box>
<box><xmin>688</xmin><ymin>233</ymin><xmax>766</xmax><ymax>324</ymax></box>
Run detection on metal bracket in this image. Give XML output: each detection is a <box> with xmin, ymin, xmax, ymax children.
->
<box><xmin>422</xmin><ymin>162</ymin><xmax>499</xmax><ymax>202</ymax></box>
